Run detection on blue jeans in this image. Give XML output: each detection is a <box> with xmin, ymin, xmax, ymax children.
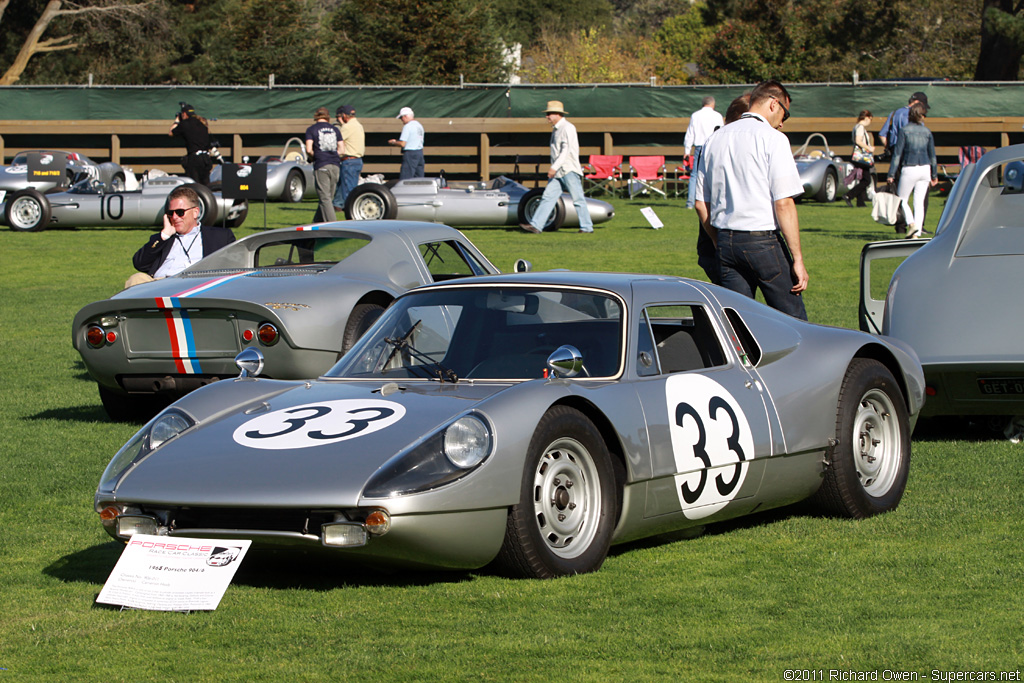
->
<box><xmin>333</xmin><ymin>158</ymin><xmax>363</xmax><ymax>209</ymax></box>
<box><xmin>717</xmin><ymin>229</ymin><xmax>807</xmax><ymax>320</ymax></box>
<box><xmin>686</xmin><ymin>145</ymin><xmax>702</xmax><ymax>209</ymax></box>
<box><xmin>400</xmin><ymin>149</ymin><xmax>424</xmax><ymax>179</ymax></box>
<box><xmin>531</xmin><ymin>172</ymin><xmax>594</xmax><ymax>232</ymax></box>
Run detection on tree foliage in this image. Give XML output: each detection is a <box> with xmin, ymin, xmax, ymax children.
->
<box><xmin>521</xmin><ymin>26</ymin><xmax>684</xmax><ymax>84</ymax></box>
<box><xmin>976</xmin><ymin>0</ymin><xmax>1024</xmax><ymax>79</ymax></box>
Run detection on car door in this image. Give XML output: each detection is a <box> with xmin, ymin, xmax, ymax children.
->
<box><xmin>859</xmin><ymin>239</ymin><xmax>929</xmax><ymax>334</ymax></box>
<box><xmin>631</xmin><ymin>296</ymin><xmax>776</xmax><ymax>522</ymax></box>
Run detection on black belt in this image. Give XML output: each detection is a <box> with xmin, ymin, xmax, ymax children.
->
<box><xmin>341</xmin><ymin>155</ymin><xmax>361</xmax><ymax>160</ymax></box>
<box><xmin>718</xmin><ymin>228</ymin><xmax>776</xmax><ymax>236</ymax></box>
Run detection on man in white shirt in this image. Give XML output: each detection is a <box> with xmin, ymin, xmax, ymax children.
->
<box><xmin>389</xmin><ymin>106</ymin><xmax>425</xmax><ymax>179</ymax></box>
<box><xmin>694</xmin><ymin>81</ymin><xmax>808</xmax><ymax>320</ymax></box>
<box><xmin>520</xmin><ymin>101</ymin><xmax>594</xmax><ymax>234</ymax></box>
<box><xmin>684</xmin><ymin>96</ymin><xmax>724</xmax><ymax>209</ymax></box>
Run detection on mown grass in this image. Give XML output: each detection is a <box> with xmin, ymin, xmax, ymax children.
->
<box><xmin>2</xmin><ymin>195</ymin><xmax>1021</xmax><ymax>681</ymax></box>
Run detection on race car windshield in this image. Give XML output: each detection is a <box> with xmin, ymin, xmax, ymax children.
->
<box><xmin>329</xmin><ymin>286</ymin><xmax>624</xmax><ymax>380</ymax></box>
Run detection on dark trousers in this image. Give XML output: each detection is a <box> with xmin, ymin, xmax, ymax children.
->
<box><xmin>717</xmin><ymin>229</ymin><xmax>808</xmax><ymax>320</ymax></box>
<box><xmin>183</xmin><ymin>155</ymin><xmax>212</xmax><ymax>187</ymax></box>
<box><xmin>848</xmin><ymin>165</ymin><xmax>873</xmax><ymax>206</ymax></box>
<box><xmin>400</xmin><ymin>149</ymin><xmax>424</xmax><ymax>179</ymax></box>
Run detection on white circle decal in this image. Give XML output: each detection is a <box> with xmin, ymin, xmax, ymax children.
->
<box><xmin>666</xmin><ymin>374</ymin><xmax>754</xmax><ymax>519</ymax></box>
<box><xmin>233</xmin><ymin>399</ymin><xmax>405</xmax><ymax>450</ymax></box>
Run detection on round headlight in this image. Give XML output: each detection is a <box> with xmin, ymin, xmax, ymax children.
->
<box><xmin>149</xmin><ymin>412</ymin><xmax>192</xmax><ymax>449</ymax></box>
<box><xmin>443</xmin><ymin>415</ymin><xmax>492</xmax><ymax>469</ymax></box>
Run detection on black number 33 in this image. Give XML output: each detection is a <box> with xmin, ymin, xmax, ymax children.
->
<box><xmin>675</xmin><ymin>396</ymin><xmax>747</xmax><ymax>504</ymax></box>
<box><xmin>246</xmin><ymin>405</ymin><xmax>395</xmax><ymax>441</ymax></box>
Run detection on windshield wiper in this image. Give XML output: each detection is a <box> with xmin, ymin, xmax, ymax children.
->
<box><xmin>381</xmin><ymin>320</ymin><xmax>459</xmax><ymax>383</ymax></box>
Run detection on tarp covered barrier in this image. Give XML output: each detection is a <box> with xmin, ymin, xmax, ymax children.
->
<box><xmin>1</xmin><ymin>83</ymin><xmax>1023</xmax><ymax>120</ymax></box>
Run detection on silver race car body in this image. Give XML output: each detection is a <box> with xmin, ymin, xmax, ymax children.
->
<box><xmin>96</xmin><ymin>271</ymin><xmax>924</xmax><ymax>578</ymax></box>
<box><xmin>860</xmin><ymin>144</ymin><xmax>1024</xmax><ymax>417</ymax></box>
<box><xmin>0</xmin><ymin>149</ymin><xmax>126</xmax><ymax>195</ymax></box>
<box><xmin>794</xmin><ymin>134</ymin><xmax>856</xmax><ymax>203</ymax></box>
<box><xmin>209</xmin><ymin>138</ymin><xmax>315</xmax><ymax>202</ymax></box>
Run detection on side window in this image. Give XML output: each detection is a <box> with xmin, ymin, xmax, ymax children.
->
<box><xmin>636</xmin><ymin>309</ymin><xmax>659</xmax><ymax>377</ymax></box>
<box><xmin>419</xmin><ymin>241</ymin><xmax>480</xmax><ymax>281</ymax></box>
<box><xmin>723</xmin><ymin>308</ymin><xmax>762</xmax><ymax>367</ymax></box>
<box><xmin>254</xmin><ymin>237</ymin><xmax>368</xmax><ymax>267</ymax></box>
<box><xmin>645</xmin><ymin>305</ymin><xmax>726</xmax><ymax>374</ymax></box>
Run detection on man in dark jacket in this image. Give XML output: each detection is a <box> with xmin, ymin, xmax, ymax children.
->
<box><xmin>125</xmin><ymin>185</ymin><xmax>235</xmax><ymax>288</ymax></box>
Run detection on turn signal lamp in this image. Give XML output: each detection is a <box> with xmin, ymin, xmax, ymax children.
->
<box><xmin>98</xmin><ymin>505</ymin><xmax>121</xmax><ymax>521</ymax></box>
<box><xmin>257</xmin><ymin>322</ymin><xmax>279</xmax><ymax>345</ymax></box>
<box><xmin>86</xmin><ymin>325</ymin><xmax>105</xmax><ymax>348</ymax></box>
<box><xmin>364</xmin><ymin>510</ymin><xmax>392</xmax><ymax>536</ymax></box>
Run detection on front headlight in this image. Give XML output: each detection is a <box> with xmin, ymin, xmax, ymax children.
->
<box><xmin>97</xmin><ymin>409</ymin><xmax>195</xmax><ymax>494</ymax></box>
<box><xmin>363</xmin><ymin>413</ymin><xmax>493</xmax><ymax>498</ymax></box>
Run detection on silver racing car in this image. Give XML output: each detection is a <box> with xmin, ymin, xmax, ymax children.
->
<box><xmin>344</xmin><ymin>176</ymin><xmax>615</xmax><ymax>230</ymax></box>
<box><xmin>0</xmin><ymin>149</ymin><xmax>126</xmax><ymax>195</ymax></box>
<box><xmin>2</xmin><ymin>174</ymin><xmax>247</xmax><ymax>232</ymax></box>
<box><xmin>95</xmin><ymin>271</ymin><xmax>924</xmax><ymax>578</ymax></box>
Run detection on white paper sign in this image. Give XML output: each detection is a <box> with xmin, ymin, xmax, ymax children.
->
<box><xmin>640</xmin><ymin>206</ymin><xmax>663</xmax><ymax>229</ymax></box>
<box><xmin>97</xmin><ymin>535</ymin><xmax>251</xmax><ymax>611</ymax></box>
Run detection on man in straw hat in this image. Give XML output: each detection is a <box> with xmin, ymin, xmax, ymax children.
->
<box><xmin>520</xmin><ymin>100</ymin><xmax>594</xmax><ymax>234</ymax></box>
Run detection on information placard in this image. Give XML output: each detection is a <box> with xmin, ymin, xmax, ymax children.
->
<box><xmin>97</xmin><ymin>535</ymin><xmax>251</xmax><ymax>612</ymax></box>
<box><xmin>221</xmin><ymin>163</ymin><xmax>268</xmax><ymax>199</ymax></box>
<box><xmin>27</xmin><ymin>152</ymin><xmax>68</xmax><ymax>187</ymax></box>
<box><xmin>640</xmin><ymin>206</ymin><xmax>664</xmax><ymax>229</ymax></box>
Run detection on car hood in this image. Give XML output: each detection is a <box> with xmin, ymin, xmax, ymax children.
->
<box><xmin>112</xmin><ymin>379</ymin><xmax>511</xmax><ymax>508</ymax></box>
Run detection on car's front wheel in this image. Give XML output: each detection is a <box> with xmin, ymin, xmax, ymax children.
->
<box><xmin>496</xmin><ymin>406</ymin><xmax>618</xmax><ymax>578</ymax></box>
<box><xmin>518</xmin><ymin>188</ymin><xmax>566</xmax><ymax>231</ymax></box>
<box><xmin>345</xmin><ymin>184</ymin><xmax>398</xmax><ymax>220</ymax></box>
<box><xmin>812</xmin><ymin>358</ymin><xmax>910</xmax><ymax>518</ymax></box>
<box><xmin>5</xmin><ymin>189</ymin><xmax>51</xmax><ymax>232</ymax></box>
<box><xmin>284</xmin><ymin>170</ymin><xmax>305</xmax><ymax>202</ymax></box>
<box><xmin>817</xmin><ymin>167</ymin><xmax>838</xmax><ymax>202</ymax></box>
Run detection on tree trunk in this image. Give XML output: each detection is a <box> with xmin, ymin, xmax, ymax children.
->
<box><xmin>0</xmin><ymin>0</ymin><xmax>69</xmax><ymax>86</ymax></box>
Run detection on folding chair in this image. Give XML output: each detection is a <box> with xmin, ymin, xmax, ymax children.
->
<box><xmin>667</xmin><ymin>157</ymin><xmax>693</xmax><ymax>198</ymax></box>
<box><xmin>583</xmin><ymin>154</ymin><xmax>624</xmax><ymax>196</ymax></box>
<box><xmin>626</xmin><ymin>155</ymin><xmax>667</xmax><ymax>199</ymax></box>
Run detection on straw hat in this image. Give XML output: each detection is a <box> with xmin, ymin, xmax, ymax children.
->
<box><xmin>544</xmin><ymin>100</ymin><xmax>568</xmax><ymax>115</ymax></box>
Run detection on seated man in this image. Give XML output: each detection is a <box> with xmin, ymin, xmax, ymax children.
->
<box><xmin>125</xmin><ymin>185</ymin><xmax>235</xmax><ymax>288</ymax></box>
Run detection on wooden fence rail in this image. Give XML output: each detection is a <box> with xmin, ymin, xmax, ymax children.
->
<box><xmin>2</xmin><ymin>116</ymin><xmax>1022</xmax><ymax>180</ymax></box>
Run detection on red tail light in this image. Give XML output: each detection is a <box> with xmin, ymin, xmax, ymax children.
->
<box><xmin>86</xmin><ymin>325</ymin><xmax>105</xmax><ymax>348</ymax></box>
<box><xmin>257</xmin><ymin>323</ymin><xmax>279</xmax><ymax>345</ymax></box>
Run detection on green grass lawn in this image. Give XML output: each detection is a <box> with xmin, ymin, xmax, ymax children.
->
<box><xmin>2</xmin><ymin>195</ymin><xmax>1021</xmax><ymax>681</ymax></box>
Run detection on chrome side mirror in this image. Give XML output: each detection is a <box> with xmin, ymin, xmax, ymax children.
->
<box><xmin>514</xmin><ymin>258</ymin><xmax>532</xmax><ymax>273</ymax></box>
<box><xmin>235</xmin><ymin>347</ymin><xmax>265</xmax><ymax>378</ymax></box>
<box><xmin>547</xmin><ymin>345</ymin><xmax>583</xmax><ymax>378</ymax></box>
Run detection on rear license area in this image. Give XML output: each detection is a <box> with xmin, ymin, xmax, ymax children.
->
<box><xmin>977</xmin><ymin>378</ymin><xmax>1024</xmax><ymax>395</ymax></box>
<box><xmin>124</xmin><ymin>309</ymin><xmax>240</xmax><ymax>357</ymax></box>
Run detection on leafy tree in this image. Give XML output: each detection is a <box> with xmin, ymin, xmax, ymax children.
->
<box><xmin>500</xmin><ymin>0</ymin><xmax>614</xmax><ymax>48</ymax></box>
<box><xmin>521</xmin><ymin>26</ymin><xmax>684</xmax><ymax>84</ymax></box>
<box><xmin>976</xmin><ymin>0</ymin><xmax>1024</xmax><ymax>79</ymax></box>
<box><xmin>656</xmin><ymin>2</ymin><xmax>715</xmax><ymax>68</ymax></box>
<box><xmin>329</xmin><ymin>0</ymin><xmax>509</xmax><ymax>85</ymax></box>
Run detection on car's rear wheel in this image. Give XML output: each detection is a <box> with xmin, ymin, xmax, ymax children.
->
<box><xmin>339</xmin><ymin>302</ymin><xmax>385</xmax><ymax>357</ymax></box>
<box><xmin>518</xmin><ymin>188</ymin><xmax>566</xmax><ymax>231</ymax></box>
<box><xmin>284</xmin><ymin>170</ymin><xmax>305</xmax><ymax>202</ymax></box>
<box><xmin>226</xmin><ymin>200</ymin><xmax>249</xmax><ymax>228</ymax></box>
<box><xmin>496</xmin><ymin>406</ymin><xmax>617</xmax><ymax>578</ymax></box>
<box><xmin>5</xmin><ymin>189</ymin><xmax>51</xmax><ymax>232</ymax></box>
<box><xmin>812</xmin><ymin>358</ymin><xmax>910</xmax><ymax>518</ymax></box>
<box><xmin>110</xmin><ymin>173</ymin><xmax>126</xmax><ymax>192</ymax></box>
<box><xmin>817</xmin><ymin>167</ymin><xmax>838</xmax><ymax>202</ymax></box>
<box><xmin>191</xmin><ymin>183</ymin><xmax>219</xmax><ymax>225</ymax></box>
<box><xmin>345</xmin><ymin>184</ymin><xmax>398</xmax><ymax>220</ymax></box>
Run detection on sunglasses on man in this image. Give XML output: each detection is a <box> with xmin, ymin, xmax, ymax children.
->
<box><xmin>165</xmin><ymin>207</ymin><xmax>196</xmax><ymax>218</ymax></box>
<box><xmin>770</xmin><ymin>96</ymin><xmax>791</xmax><ymax>123</ymax></box>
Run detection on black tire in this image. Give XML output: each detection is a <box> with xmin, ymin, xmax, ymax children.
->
<box><xmin>226</xmin><ymin>201</ymin><xmax>249</xmax><ymax>228</ymax></box>
<box><xmin>816</xmin><ymin>167</ymin><xmax>838</xmax><ymax>202</ymax></box>
<box><xmin>283</xmin><ymin>170</ymin><xmax>305</xmax><ymax>202</ymax></box>
<box><xmin>98</xmin><ymin>385</ymin><xmax>163</xmax><ymax>423</ymax></box>
<box><xmin>496</xmin><ymin>405</ymin><xmax>618</xmax><ymax>578</ymax></box>
<box><xmin>191</xmin><ymin>183</ymin><xmax>219</xmax><ymax>225</ymax></box>
<box><xmin>812</xmin><ymin>358</ymin><xmax>910</xmax><ymax>518</ymax></box>
<box><xmin>5</xmin><ymin>189</ymin><xmax>51</xmax><ymax>232</ymax></box>
<box><xmin>517</xmin><ymin>188</ymin><xmax>566</xmax><ymax>231</ymax></box>
<box><xmin>340</xmin><ymin>302</ymin><xmax>385</xmax><ymax>356</ymax></box>
<box><xmin>344</xmin><ymin>184</ymin><xmax>398</xmax><ymax>220</ymax></box>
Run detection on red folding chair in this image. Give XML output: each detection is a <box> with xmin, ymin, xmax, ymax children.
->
<box><xmin>627</xmin><ymin>155</ymin><xmax>667</xmax><ymax>199</ymax></box>
<box><xmin>583</xmin><ymin>154</ymin><xmax>624</xmax><ymax>196</ymax></box>
<box><xmin>668</xmin><ymin>156</ymin><xmax>693</xmax><ymax>197</ymax></box>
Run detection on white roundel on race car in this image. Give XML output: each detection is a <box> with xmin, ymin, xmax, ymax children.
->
<box><xmin>233</xmin><ymin>399</ymin><xmax>406</xmax><ymax>450</ymax></box>
<box><xmin>666</xmin><ymin>374</ymin><xmax>754</xmax><ymax>519</ymax></box>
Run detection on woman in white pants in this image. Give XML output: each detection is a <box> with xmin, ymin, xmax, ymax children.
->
<box><xmin>886</xmin><ymin>103</ymin><xmax>937</xmax><ymax>238</ymax></box>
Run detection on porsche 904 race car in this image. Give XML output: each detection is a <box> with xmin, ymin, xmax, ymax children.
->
<box><xmin>794</xmin><ymin>133</ymin><xmax>857</xmax><ymax>203</ymax></box>
<box><xmin>0</xmin><ymin>149</ymin><xmax>126</xmax><ymax>195</ymax></box>
<box><xmin>344</xmin><ymin>176</ymin><xmax>615</xmax><ymax>230</ymax></box>
<box><xmin>73</xmin><ymin>221</ymin><xmax>507</xmax><ymax>421</ymax></box>
<box><xmin>95</xmin><ymin>271</ymin><xmax>924</xmax><ymax>578</ymax></box>
<box><xmin>2</xmin><ymin>174</ymin><xmax>247</xmax><ymax>232</ymax></box>
<box><xmin>209</xmin><ymin>137</ymin><xmax>315</xmax><ymax>202</ymax></box>
<box><xmin>860</xmin><ymin>144</ymin><xmax>1024</xmax><ymax>418</ymax></box>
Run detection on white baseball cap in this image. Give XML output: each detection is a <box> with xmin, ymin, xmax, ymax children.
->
<box><xmin>397</xmin><ymin>106</ymin><xmax>414</xmax><ymax>119</ymax></box>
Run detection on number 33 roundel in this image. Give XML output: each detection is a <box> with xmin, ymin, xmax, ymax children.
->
<box><xmin>666</xmin><ymin>375</ymin><xmax>754</xmax><ymax>519</ymax></box>
<box><xmin>233</xmin><ymin>399</ymin><xmax>406</xmax><ymax>450</ymax></box>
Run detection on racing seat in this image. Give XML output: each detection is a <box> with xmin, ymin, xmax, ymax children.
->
<box><xmin>626</xmin><ymin>156</ymin><xmax>667</xmax><ymax>199</ymax></box>
<box><xmin>583</xmin><ymin>155</ymin><xmax>624</xmax><ymax>196</ymax></box>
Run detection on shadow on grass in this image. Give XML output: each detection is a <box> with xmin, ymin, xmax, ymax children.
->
<box><xmin>912</xmin><ymin>415</ymin><xmax>1016</xmax><ymax>442</ymax></box>
<box><xmin>26</xmin><ymin>404</ymin><xmax>109</xmax><ymax>422</ymax></box>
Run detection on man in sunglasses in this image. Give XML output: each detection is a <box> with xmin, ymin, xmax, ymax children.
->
<box><xmin>693</xmin><ymin>80</ymin><xmax>809</xmax><ymax>320</ymax></box>
<box><xmin>125</xmin><ymin>185</ymin><xmax>235</xmax><ymax>288</ymax></box>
